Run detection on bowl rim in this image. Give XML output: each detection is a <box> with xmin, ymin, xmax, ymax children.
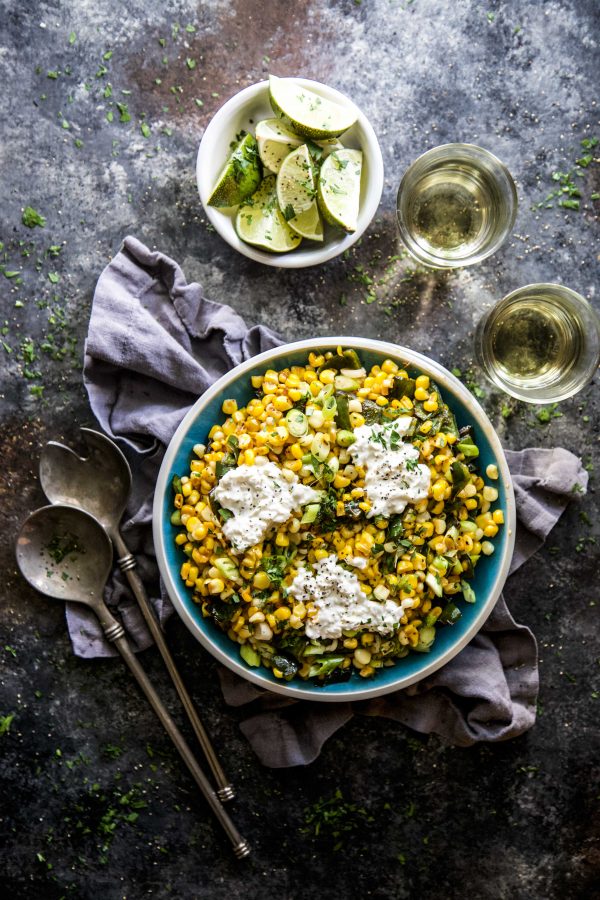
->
<box><xmin>196</xmin><ymin>78</ymin><xmax>385</xmax><ymax>269</ymax></box>
<box><xmin>153</xmin><ymin>337</ymin><xmax>517</xmax><ymax>702</ymax></box>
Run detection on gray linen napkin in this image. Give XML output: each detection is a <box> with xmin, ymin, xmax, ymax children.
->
<box><xmin>79</xmin><ymin>235</ymin><xmax>587</xmax><ymax>767</ymax></box>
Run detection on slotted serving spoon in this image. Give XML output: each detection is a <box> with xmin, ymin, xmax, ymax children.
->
<box><xmin>39</xmin><ymin>427</ymin><xmax>234</xmax><ymax>801</ymax></box>
<box><xmin>15</xmin><ymin>504</ymin><xmax>249</xmax><ymax>858</ymax></box>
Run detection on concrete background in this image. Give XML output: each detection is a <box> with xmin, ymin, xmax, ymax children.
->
<box><xmin>0</xmin><ymin>1</ymin><xmax>598</xmax><ymax>898</ymax></box>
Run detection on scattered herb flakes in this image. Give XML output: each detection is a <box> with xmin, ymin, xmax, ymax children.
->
<box><xmin>74</xmin><ymin>138</ymin><xmax>84</xmax><ymax>148</ymax></box>
<box><xmin>0</xmin><ymin>714</ymin><xmax>15</xmax><ymax>736</ymax></box>
<box><xmin>158</xmin><ymin>37</ymin><xmax>166</xmax><ymax>47</ymax></box>
<box><xmin>22</xmin><ymin>206</ymin><xmax>46</xmax><ymax>228</ymax></box>
<box><xmin>301</xmin><ymin>789</ymin><xmax>373</xmax><ymax>851</ymax></box>
<box><xmin>185</xmin><ymin>57</ymin><xmax>196</xmax><ymax>70</ymax></box>
<box><xmin>48</xmin><ymin>271</ymin><xmax>60</xmax><ymax>283</ymax></box>
<box><xmin>194</xmin><ymin>98</ymin><xmax>204</xmax><ymax>108</ymax></box>
<box><xmin>116</xmin><ymin>102</ymin><xmax>131</xmax><ymax>123</ymax></box>
<box><xmin>47</xmin><ymin>69</ymin><xmax>60</xmax><ymax>80</ymax></box>
<box><xmin>535</xmin><ymin>403</ymin><xmax>562</xmax><ymax>424</ymax></box>
<box><xmin>68</xmin><ymin>31</ymin><xmax>76</xmax><ymax>44</ymax></box>
<box><xmin>103</xmin><ymin>743</ymin><xmax>124</xmax><ymax>759</ymax></box>
<box><xmin>106</xmin><ymin>110</ymin><xmax>114</xmax><ymax>123</ymax></box>
<box><xmin>103</xmin><ymin>83</ymin><xmax>113</xmax><ymax>98</ymax></box>
<box><xmin>96</xmin><ymin>63</ymin><xmax>108</xmax><ymax>78</ymax></box>
<box><xmin>536</xmin><ymin>138</ymin><xmax>598</xmax><ymax>210</ymax></box>
<box><xmin>486</xmin><ymin>12</ymin><xmax>495</xmax><ymax>22</ymax></box>
<box><xmin>140</xmin><ymin>122</ymin><xmax>151</xmax><ymax>138</ymax></box>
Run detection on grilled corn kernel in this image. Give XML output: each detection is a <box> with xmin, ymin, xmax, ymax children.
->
<box><xmin>492</xmin><ymin>509</ymin><xmax>505</xmax><ymax>525</ymax></box>
<box><xmin>275</xmin><ymin>532</ymin><xmax>290</xmax><ymax>547</ymax></box>
<box><xmin>192</xmin><ymin>523</ymin><xmax>209</xmax><ymax>542</ymax></box>
<box><xmin>432</xmin><ymin>478</ymin><xmax>449</xmax><ymax>502</ymax></box>
<box><xmin>486</xmin><ymin>464</ymin><xmax>499</xmax><ymax>480</ymax></box>
<box><xmin>207</xmin><ymin>578</ymin><xmax>225</xmax><ymax>594</ymax></box>
<box><xmin>419</xmin><ymin>420</ymin><xmax>433</xmax><ymax>434</ymax></box>
<box><xmin>481</xmin><ymin>541</ymin><xmax>495</xmax><ymax>556</ymax></box>
<box><xmin>253</xmin><ymin>571</ymin><xmax>271</xmax><ymax>590</ymax></box>
<box><xmin>483</xmin><ymin>486</ymin><xmax>499</xmax><ymax>502</ymax></box>
<box><xmin>415</xmin><ymin>375</ymin><xmax>430</xmax><ymax>390</ymax></box>
<box><xmin>414</xmin><ymin>386</ymin><xmax>429</xmax><ymax>401</ymax></box>
<box><xmin>222</xmin><ymin>399</ymin><xmax>237</xmax><ymax>415</ymax></box>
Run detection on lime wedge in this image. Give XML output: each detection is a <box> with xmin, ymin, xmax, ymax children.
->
<box><xmin>235</xmin><ymin>175</ymin><xmax>303</xmax><ymax>253</ymax></box>
<box><xmin>276</xmin><ymin>144</ymin><xmax>317</xmax><ymax>220</ymax></box>
<box><xmin>255</xmin><ymin>118</ymin><xmax>304</xmax><ymax>174</ymax></box>
<box><xmin>317</xmin><ymin>149</ymin><xmax>363</xmax><ymax>233</ymax></box>
<box><xmin>288</xmin><ymin>202</ymin><xmax>324</xmax><ymax>242</ymax></box>
<box><xmin>207</xmin><ymin>133</ymin><xmax>262</xmax><ymax>208</ymax></box>
<box><xmin>269</xmin><ymin>75</ymin><xmax>358</xmax><ymax>140</ymax></box>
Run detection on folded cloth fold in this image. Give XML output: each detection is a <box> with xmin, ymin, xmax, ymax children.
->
<box><xmin>79</xmin><ymin>235</ymin><xmax>587</xmax><ymax>766</ymax></box>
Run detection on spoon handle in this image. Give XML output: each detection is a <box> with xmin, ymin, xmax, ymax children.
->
<box><xmin>109</xmin><ymin>627</ymin><xmax>249</xmax><ymax>858</ymax></box>
<box><xmin>111</xmin><ymin>529</ymin><xmax>235</xmax><ymax>802</ymax></box>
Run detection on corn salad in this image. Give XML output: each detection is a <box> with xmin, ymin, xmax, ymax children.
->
<box><xmin>171</xmin><ymin>348</ymin><xmax>504</xmax><ymax>685</ymax></box>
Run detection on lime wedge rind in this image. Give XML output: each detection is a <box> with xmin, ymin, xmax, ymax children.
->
<box><xmin>269</xmin><ymin>75</ymin><xmax>358</xmax><ymax>140</ymax></box>
<box><xmin>317</xmin><ymin>149</ymin><xmax>363</xmax><ymax>233</ymax></box>
<box><xmin>207</xmin><ymin>133</ymin><xmax>262</xmax><ymax>208</ymax></box>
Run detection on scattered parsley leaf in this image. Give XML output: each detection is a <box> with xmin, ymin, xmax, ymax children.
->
<box><xmin>22</xmin><ymin>206</ymin><xmax>46</xmax><ymax>228</ymax></box>
<box><xmin>0</xmin><ymin>714</ymin><xmax>15</xmax><ymax>736</ymax></box>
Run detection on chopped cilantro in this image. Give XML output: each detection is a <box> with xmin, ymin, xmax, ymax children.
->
<box><xmin>22</xmin><ymin>206</ymin><xmax>46</xmax><ymax>228</ymax></box>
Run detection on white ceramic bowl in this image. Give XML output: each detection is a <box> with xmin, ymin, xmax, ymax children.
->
<box><xmin>196</xmin><ymin>79</ymin><xmax>384</xmax><ymax>268</ymax></box>
<box><xmin>153</xmin><ymin>338</ymin><xmax>516</xmax><ymax>702</ymax></box>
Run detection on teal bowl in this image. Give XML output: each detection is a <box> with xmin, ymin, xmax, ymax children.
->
<box><xmin>153</xmin><ymin>338</ymin><xmax>516</xmax><ymax>701</ymax></box>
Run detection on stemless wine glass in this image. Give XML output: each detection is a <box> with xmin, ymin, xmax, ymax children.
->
<box><xmin>396</xmin><ymin>143</ymin><xmax>518</xmax><ymax>268</ymax></box>
<box><xmin>474</xmin><ymin>283</ymin><xmax>600</xmax><ymax>403</ymax></box>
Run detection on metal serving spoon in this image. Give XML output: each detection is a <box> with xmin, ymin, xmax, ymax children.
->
<box><xmin>15</xmin><ymin>504</ymin><xmax>249</xmax><ymax>858</ymax></box>
<box><xmin>39</xmin><ymin>428</ymin><xmax>234</xmax><ymax>802</ymax></box>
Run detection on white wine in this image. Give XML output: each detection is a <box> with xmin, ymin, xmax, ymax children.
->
<box><xmin>475</xmin><ymin>284</ymin><xmax>600</xmax><ymax>403</ymax></box>
<box><xmin>396</xmin><ymin>144</ymin><xmax>517</xmax><ymax>268</ymax></box>
<box><xmin>490</xmin><ymin>299</ymin><xmax>582</xmax><ymax>385</ymax></box>
<box><xmin>407</xmin><ymin>168</ymin><xmax>490</xmax><ymax>259</ymax></box>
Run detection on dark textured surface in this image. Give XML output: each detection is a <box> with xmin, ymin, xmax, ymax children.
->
<box><xmin>1</xmin><ymin>2</ymin><xmax>599</xmax><ymax>898</ymax></box>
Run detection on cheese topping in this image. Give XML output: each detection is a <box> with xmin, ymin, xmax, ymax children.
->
<box><xmin>212</xmin><ymin>461</ymin><xmax>319</xmax><ymax>553</ymax></box>
<box><xmin>349</xmin><ymin>421</ymin><xmax>431</xmax><ymax>518</ymax></box>
<box><xmin>290</xmin><ymin>554</ymin><xmax>415</xmax><ymax>640</ymax></box>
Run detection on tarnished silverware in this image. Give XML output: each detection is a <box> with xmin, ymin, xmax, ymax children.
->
<box><xmin>15</xmin><ymin>504</ymin><xmax>249</xmax><ymax>858</ymax></box>
<box><xmin>39</xmin><ymin>428</ymin><xmax>234</xmax><ymax>802</ymax></box>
